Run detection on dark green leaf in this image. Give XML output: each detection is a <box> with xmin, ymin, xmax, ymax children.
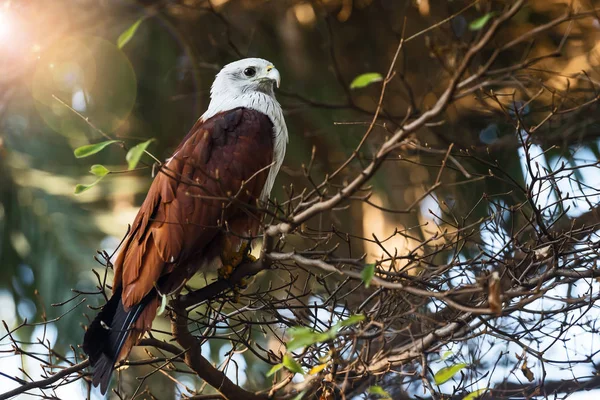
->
<box><xmin>350</xmin><ymin>73</ymin><xmax>383</xmax><ymax>89</ymax></box>
<box><xmin>282</xmin><ymin>354</ymin><xmax>304</xmax><ymax>375</ymax></box>
<box><xmin>89</xmin><ymin>164</ymin><xmax>109</xmax><ymax>177</ymax></box>
<box><xmin>74</xmin><ymin>177</ymin><xmax>105</xmax><ymax>195</ymax></box>
<box><xmin>118</xmin><ymin>17</ymin><xmax>145</xmax><ymax>49</ymax></box>
<box><xmin>266</xmin><ymin>363</ymin><xmax>283</xmax><ymax>377</ymax></box>
<box><xmin>126</xmin><ymin>139</ymin><xmax>155</xmax><ymax>170</ymax></box>
<box><xmin>361</xmin><ymin>263</ymin><xmax>376</xmax><ymax>288</ymax></box>
<box><xmin>434</xmin><ymin>362</ymin><xmax>468</xmax><ymax>385</ymax></box>
<box><xmin>469</xmin><ymin>12</ymin><xmax>496</xmax><ymax>31</ymax></box>
<box><xmin>74</xmin><ymin>140</ymin><xmax>121</xmax><ymax>158</ymax></box>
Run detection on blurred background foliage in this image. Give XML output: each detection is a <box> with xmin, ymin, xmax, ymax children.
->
<box><xmin>1</xmin><ymin>0</ymin><xmax>599</xmax><ymax>398</ymax></box>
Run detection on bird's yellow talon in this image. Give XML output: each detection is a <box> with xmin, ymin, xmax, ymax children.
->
<box><xmin>230</xmin><ymin>280</ymin><xmax>249</xmax><ymax>303</ymax></box>
<box><xmin>218</xmin><ymin>264</ymin><xmax>235</xmax><ymax>279</ymax></box>
<box><xmin>220</xmin><ymin>241</ymin><xmax>255</xmax><ymax>270</ymax></box>
<box><xmin>238</xmin><ymin>277</ymin><xmax>249</xmax><ymax>289</ymax></box>
<box><xmin>219</xmin><ymin>241</ymin><xmax>255</xmax><ymax>302</ymax></box>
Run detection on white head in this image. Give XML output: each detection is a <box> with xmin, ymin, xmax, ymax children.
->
<box><xmin>210</xmin><ymin>58</ymin><xmax>281</xmax><ymax>100</ymax></box>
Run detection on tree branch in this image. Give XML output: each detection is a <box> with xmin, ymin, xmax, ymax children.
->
<box><xmin>170</xmin><ymin>301</ymin><xmax>269</xmax><ymax>400</ymax></box>
<box><xmin>0</xmin><ymin>360</ymin><xmax>89</xmax><ymax>400</ymax></box>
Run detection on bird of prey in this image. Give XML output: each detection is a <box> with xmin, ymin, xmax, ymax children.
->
<box><xmin>82</xmin><ymin>58</ymin><xmax>287</xmax><ymax>393</ymax></box>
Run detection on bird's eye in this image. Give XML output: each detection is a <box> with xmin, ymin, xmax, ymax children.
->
<box><xmin>243</xmin><ymin>67</ymin><xmax>256</xmax><ymax>77</ymax></box>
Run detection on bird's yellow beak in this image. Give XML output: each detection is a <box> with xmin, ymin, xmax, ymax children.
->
<box><xmin>266</xmin><ymin>65</ymin><xmax>280</xmax><ymax>88</ymax></box>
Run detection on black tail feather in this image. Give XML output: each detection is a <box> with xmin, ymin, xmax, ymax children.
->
<box><xmin>83</xmin><ymin>287</ymin><xmax>154</xmax><ymax>394</ymax></box>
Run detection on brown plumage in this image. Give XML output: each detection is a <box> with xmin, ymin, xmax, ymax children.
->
<box><xmin>83</xmin><ymin>107</ymin><xmax>274</xmax><ymax>393</ymax></box>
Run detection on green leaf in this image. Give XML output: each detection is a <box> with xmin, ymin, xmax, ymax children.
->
<box><xmin>440</xmin><ymin>350</ymin><xmax>454</xmax><ymax>361</ymax></box>
<box><xmin>287</xmin><ymin>316</ymin><xmax>364</xmax><ymax>352</ymax></box>
<box><xmin>118</xmin><ymin>17</ymin><xmax>145</xmax><ymax>49</ymax></box>
<box><xmin>282</xmin><ymin>354</ymin><xmax>304</xmax><ymax>375</ymax></box>
<box><xmin>286</xmin><ymin>327</ymin><xmax>326</xmax><ymax>351</ymax></box>
<box><xmin>469</xmin><ymin>12</ymin><xmax>495</xmax><ymax>31</ymax></box>
<box><xmin>89</xmin><ymin>164</ymin><xmax>110</xmax><ymax>177</ymax></box>
<box><xmin>350</xmin><ymin>73</ymin><xmax>383</xmax><ymax>89</ymax></box>
<box><xmin>126</xmin><ymin>139</ymin><xmax>155</xmax><ymax>170</ymax></box>
<box><xmin>266</xmin><ymin>363</ymin><xmax>283</xmax><ymax>377</ymax></box>
<box><xmin>74</xmin><ymin>140</ymin><xmax>121</xmax><ymax>158</ymax></box>
<box><xmin>463</xmin><ymin>388</ymin><xmax>488</xmax><ymax>400</ymax></box>
<box><xmin>434</xmin><ymin>362</ymin><xmax>468</xmax><ymax>385</ymax></box>
<box><xmin>361</xmin><ymin>263</ymin><xmax>376</xmax><ymax>288</ymax></box>
<box><xmin>339</xmin><ymin>314</ymin><xmax>365</xmax><ymax>327</ymax></box>
<box><xmin>368</xmin><ymin>385</ymin><xmax>392</xmax><ymax>399</ymax></box>
<box><xmin>74</xmin><ymin>177</ymin><xmax>105</xmax><ymax>194</ymax></box>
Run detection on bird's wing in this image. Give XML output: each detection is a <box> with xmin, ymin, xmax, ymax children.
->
<box><xmin>113</xmin><ymin>107</ymin><xmax>275</xmax><ymax>309</ymax></box>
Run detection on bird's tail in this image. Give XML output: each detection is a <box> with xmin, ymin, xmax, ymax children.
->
<box><xmin>83</xmin><ymin>287</ymin><xmax>158</xmax><ymax>394</ymax></box>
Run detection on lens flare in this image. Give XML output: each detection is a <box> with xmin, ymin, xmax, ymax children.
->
<box><xmin>0</xmin><ymin>8</ymin><xmax>13</xmax><ymax>43</ymax></box>
<box><xmin>32</xmin><ymin>36</ymin><xmax>137</xmax><ymax>138</ymax></box>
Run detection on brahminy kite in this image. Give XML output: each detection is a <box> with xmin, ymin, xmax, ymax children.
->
<box><xmin>82</xmin><ymin>58</ymin><xmax>287</xmax><ymax>393</ymax></box>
